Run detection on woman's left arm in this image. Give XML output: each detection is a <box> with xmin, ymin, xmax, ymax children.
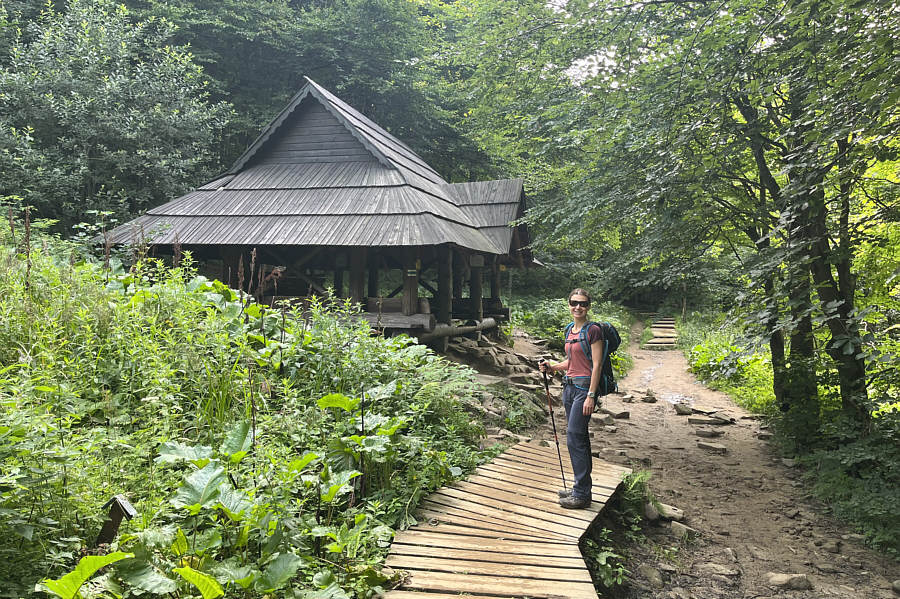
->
<box><xmin>585</xmin><ymin>337</ymin><xmax>604</xmax><ymax>416</ymax></box>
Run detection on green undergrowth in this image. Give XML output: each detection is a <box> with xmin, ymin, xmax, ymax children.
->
<box><xmin>679</xmin><ymin>312</ymin><xmax>900</xmax><ymax>557</ymax></box>
<box><xmin>510</xmin><ymin>296</ymin><xmax>635</xmax><ymax>378</ymax></box>
<box><xmin>678</xmin><ymin>312</ymin><xmax>776</xmax><ymax>414</ymax></box>
<box><xmin>0</xmin><ymin>227</ymin><xmax>491</xmax><ymax>597</ymax></box>
<box><xmin>581</xmin><ymin>470</ymin><xmax>655</xmax><ymax>594</ymax></box>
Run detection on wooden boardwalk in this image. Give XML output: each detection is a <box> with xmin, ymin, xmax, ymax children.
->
<box><xmin>384</xmin><ymin>441</ymin><xmax>631</xmax><ymax>598</ymax></box>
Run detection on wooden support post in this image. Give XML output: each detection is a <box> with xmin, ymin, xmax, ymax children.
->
<box><xmin>349</xmin><ymin>248</ymin><xmax>366</xmax><ymax>305</ymax></box>
<box><xmin>437</xmin><ymin>245</ymin><xmax>452</xmax><ymax>325</ymax></box>
<box><xmin>333</xmin><ymin>269</ymin><xmax>344</xmax><ymax>298</ymax></box>
<box><xmin>452</xmin><ymin>249</ymin><xmax>464</xmax><ymax>300</ymax></box>
<box><xmin>401</xmin><ymin>250</ymin><xmax>419</xmax><ymax>316</ymax></box>
<box><xmin>490</xmin><ymin>256</ymin><xmax>501</xmax><ymax>300</ymax></box>
<box><xmin>469</xmin><ymin>254</ymin><xmax>484</xmax><ymax>321</ymax></box>
<box><xmin>219</xmin><ymin>246</ymin><xmax>242</xmax><ymax>288</ymax></box>
<box><xmin>368</xmin><ymin>254</ymin><xmax>380</xmax><ymax>298</ymax></box>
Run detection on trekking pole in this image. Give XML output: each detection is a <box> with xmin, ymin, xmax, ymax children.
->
<box><xmin>541</xmin><ymin>366</ymin><xmax>568</xmax><ymax>492</ymax></box>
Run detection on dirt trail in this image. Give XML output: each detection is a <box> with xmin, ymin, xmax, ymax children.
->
<box><xmin>513</xmin><ymin>322</ymin><xmax>898</xmax><ymax>599</ymax></box>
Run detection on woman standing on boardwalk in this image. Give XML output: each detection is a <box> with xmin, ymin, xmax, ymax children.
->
<box><xmin>539</xmin><ymin>288</ymin><xmax>604</xmax><ymax>509</ymax></box>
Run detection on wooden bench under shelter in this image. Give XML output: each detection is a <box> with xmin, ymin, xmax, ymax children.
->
<box><xmin>384</xmin><ymin>441</ymin><xmax>631</xmax><ymax>598</ymax></box>
<box><xmin>105</xmin><ymin>77</ymin><xmax>535</xmax><ymax>341</ymax></box>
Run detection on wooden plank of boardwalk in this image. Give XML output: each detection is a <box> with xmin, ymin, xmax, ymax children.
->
<box><xmin>384</xmin><ymin>440</ymin><xmax>631</xmax><ymax>599</ymax></box>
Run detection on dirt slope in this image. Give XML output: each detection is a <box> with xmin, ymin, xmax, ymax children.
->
<box><xmin>513</xmin><ymin>322</ymin><xmax>898</xmax><ymax>599</ymax></box>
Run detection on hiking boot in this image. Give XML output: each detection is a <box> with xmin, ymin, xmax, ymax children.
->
<box><xmin>558</xmin><ymin>488</ymin><xmax>572</xmax><ymax>498</ymax></box>
<box><xmin>559</xmin><ymin>495</ymin><xmax>591</xmax><ymax>509</ymax></box>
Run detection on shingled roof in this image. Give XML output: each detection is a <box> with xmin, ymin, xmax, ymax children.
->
<box><xmin>106</xmin><ymin>78</ymin><xmax>527</xmax><ymax>257</ymax></box>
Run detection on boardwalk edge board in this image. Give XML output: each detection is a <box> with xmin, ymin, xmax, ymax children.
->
<box><xmin>385</xmin><ymin>441</ymin><xmax>631</xmax><ymax>599</ymax></box>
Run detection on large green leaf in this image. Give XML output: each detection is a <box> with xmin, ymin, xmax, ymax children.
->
<box><xmin>288</xmin><ymin>451</ymin><xmax>319</xmax><ymax>472</ymax></box>
<box><xmin>171</xmin><ymin>462</ymin><xmax>226</xmax><ymax>513</ymax></box>
<box><xmin>173</xmin><ymin>566</ymin><xmax>224</xmax><ymax>599</ymax></box>
<box><xmin>155</xmin><ymin>442</ymin><xmax>213</xmax><ymax>468</ymax></box>
<box><xmin>317</xmin><ymin>393</ymin><xmax>360</xmax><ymax>412</ymax></box>
<box><xmin>210</xmin><ymin>558</ymin><xmax>257</xmax><ymax>589</ymax></box>
<box><xmin>320</xmin><ymin>470</ymin><xmax>361</xmax><ymax>503</ymax></box>
<box><xmin>41</xmin><ymin>552</ymin><xmax>133</xmax><ymax>599</ymax></box>
<box><xmin>216</xmin><ymin>486</ymin><xmax>254</xmax><ymax>522</ymax></box>
<box><xmin>220</xmin><ymin>421</ymin><xmax>253</xmax><ymax>463</ymax></box>
<box><xmin>171</xmin><ymin>528</ymin><xmax>189</xmax><ymax>557</ymax></box>
<box><xmin>116</xmin><ymin>559</ymin><xmax>177</xmax><ymax>595</ymax></box>
<box><xmin>254</xmin><ymin>552</ymin><xmax>303</xmax><ymax>592</ymax></box>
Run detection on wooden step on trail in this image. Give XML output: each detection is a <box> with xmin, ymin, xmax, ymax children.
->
<box><xmin>384</xmin><ymin>441</ymin><xmax>631</xmax><ymax>598</ymax></box>
<box><xmin>646</xmin><ymin>317</ymin><xmax>678</xmax><ymax>350</ymax></box>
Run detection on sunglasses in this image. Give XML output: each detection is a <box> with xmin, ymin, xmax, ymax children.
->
<box><xmin>569</xmin><ymin>299</ymin><xmax>590</xmax><ymax>308</ymax></box>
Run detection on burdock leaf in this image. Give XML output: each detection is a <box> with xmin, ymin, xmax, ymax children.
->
<box><xmin>173</xmin><ymin>566</ymin><xmax>223</xmax><ymax>599</ymax></box>
<box><xmin>287</xmin><ymin>451</ymin><xmax>319</xmax><ymax>472</ymax></box>
<box><xmin>320</xmin><ymin>470</ymin><xmax>361</xmax><ymax>503</ymax></box>
<box><xmin>155</xmin><ymin>442</ymin><xmax>213</xmax><ymax>467</ymax></box>
<box><xmin>220</xmin><ymin>421</ymin><xmax>252</xmax><ymax>463</ymax></box>
<box><xmin>216</xmin><ymin>486</ymin><xmax>254</xmax><ymax>522</ymax></box>
<box><xmin>116</xmin><ymin>559</ymin><xmax>177</xmax><ymax>594</ymax></box>
<box><xmin>41</xmin><ymin>552</ymin><xmax>133</xmax><ymax>599</ymax></box>
<box><xmin>254</xmin><ymin>552</ymin><xmax>303</xmax><ymax>592</ymax></box>
<box><xmin>171</xmin><ymin>528</ymin><xmax>189</xmax><ymax>556</ymax></box>
<box><xmin>171</xmin><ymin>462</ymin><xmax>225</xmax><ymax>513</ymax></box>
<box><xmin>317</xmin><ymin>393</ymin><xmax>360</xmax><ymax>412</ymax></box>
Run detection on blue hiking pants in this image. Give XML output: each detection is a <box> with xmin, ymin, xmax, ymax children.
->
<box><xmin>562</xmin><ymin>383</ymin><xmax>592</xmax><ymax>500</ymax></box>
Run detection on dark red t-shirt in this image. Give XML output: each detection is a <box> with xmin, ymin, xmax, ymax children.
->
<box><xmin>565</xmin><ymin>323</ymin><xmax>603</xmax><ymax>378</ymax></box>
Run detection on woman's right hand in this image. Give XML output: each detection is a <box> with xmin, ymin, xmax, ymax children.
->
<box><xmin>539</xmin><ymin>359</ymin><xmax>550</xmax><ymax>373</ymax></box>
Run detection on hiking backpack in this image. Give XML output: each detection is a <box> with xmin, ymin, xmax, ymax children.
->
<box><xmin>563</xmin><ymin>321</ymin><xmax>621</xmax><ymax>396</ymax></box>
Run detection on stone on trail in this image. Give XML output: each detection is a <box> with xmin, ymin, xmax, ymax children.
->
<box><xmin>601</xmin><ymin>407</ymin><xmax>630</xmax><ymax>419</ymax></box>
<box><xmin>697</xmin><ymin>441</ymin><xmax>727</xmax><ymax>454</ymax></box>
<box><xmin>765</xmin><ymin>572</ymin><xmax>813</xmax><ymax>590</ymax></box>
<box><xmin>670</xmin><ymin>520</ymin><xmax>698</xmax><ymax>540</ymax></box>
<box><xmin>644</xmin><ymin>502</ymin><xmax>660</xmax><ymax>522</ymax></box>
<box><xmin>597</xmin><ymin>414</ymin><xmax>616</xmax><ymax>426</ymax></box>
<box><xmin>688</xmin><ymin>416</ymin><xmax>733</xmax><ymax>426</ymax></box>
<box><xmin>822</xmin><ymin>540</ymin><xmax>841</xmax><ymax>553</ymax></box>
<box><xmin>674</xmin><ymin>402</ymin><xmax>693</xmax><ymax>415</ymax></box>
<box><xmin>892</xmin><ymin>579</ymin><xmax>900</xmax><ymax>595</ymax></box>
<box><xmin>757</xmin><ymin>431</ymin><xmax>773</xmax><ymax>440</ymax></box>
<box><xmin>696</xmin><ymin>562</ymin><xmax>741</xmax><ymax>577</ymax></box>
<box><xmin>781</xmin><ymin>458</ymin><xmax>798</xmax><ymax>467</ymax></box>
<box><xmin>602</xmin><ymin>425</ymin><xmax>618</xmax><ymax>433</ymax></box>
<box><xmin>641</xmin><ymin>394</ymin><xmax>658</xmax><ymax>403</ymax></box>
<box><xmin>659</xmin><ymin>503</ymin><xmax>685</xmax><ymax>521</ymax></box>
<box><xmin>637</xmin><ymin>564</ymin><xmax>665</xmax><ymax>588</ymax></box>
<box><xmin>695</xmin><ymin>428</ymin><xmax>724</xmax><ymax>438</ymax></box>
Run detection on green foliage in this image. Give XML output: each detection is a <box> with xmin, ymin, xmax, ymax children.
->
<box><xmin>0</xmin><ymin>226</ymin><xmax>488</xmax><ymax>597</ymax></box>
<box><xmin>0</xmin><ymin>0</ymin><xmax>230</xmax><ymax>228</ymax></box>
<box><xmin>681</xmin><ymin>313</ymin><xmax>777</xmax><ymax>414</ymax></box>
<box><xmin>804</xmin><ymin>417</ymin><xmax>900</xmax><ymax>557</ymax></box>
<box><xmin>40</xmin><ymin>552</ymin><xmax>134</xmax><ymax>599</ymax></box>
<box><xmin>582</xmin><ymin>531</ymin><xmax>628</xmax><ymax>589</ymax></box>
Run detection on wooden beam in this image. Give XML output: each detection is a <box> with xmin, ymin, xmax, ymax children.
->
<box><xmin>349</xmin><ymin>248</ymin><xmax>366</xmax><ymax>305</ymax></box>
<box><xmin>297</xmin><ymin>271</ymin><xmax>326</xmax><ymax>296</ymax></box>
<box><xmin>368</xmin><ymin>254</ymin><xmax>380</xmax><ymax>298</ymax></box>
<box><xmin>469</xmin><ymin>254</ymin><xmax>483</xmax><ymax>321</ymax></box>
<box><xmin>452</xmin><ymin>249</ymin><xmax>465</xmax><ymax>300</ymax></box>
<box><xmin>436</xmin><ymin>245</ymin><xmax>452</xmax><ymax>325</ymax></box>
<box><xmin>418</xmin><ymin>278</ymin><xmax>438</xmax><ymax>296</ymax></box>
<box><xmin>490</xmin><ymin>256</ymin><xmax>501</xmax><ymax>300</ymax></box>
<box><xmin>401</xmin><ymin>250</ymin><xmax>419</xmax><ymax>316</ymax></box>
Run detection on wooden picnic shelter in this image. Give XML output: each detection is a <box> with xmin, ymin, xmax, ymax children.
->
<box><xmin>106</xmin><ymin>77</ymin><xmax>533</xmax><ymax>337</ymax></box>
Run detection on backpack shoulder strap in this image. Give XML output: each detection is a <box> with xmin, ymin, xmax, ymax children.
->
<box><xmin>578</xmin><ymin>322</ymin><xmax>601</xmax><ymax>362</ymax></box>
